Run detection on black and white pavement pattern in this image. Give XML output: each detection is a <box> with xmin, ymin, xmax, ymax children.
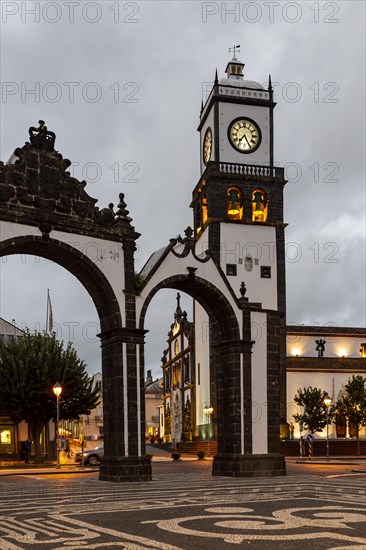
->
<box><xmin>0</xmin><ymin>472</ymin><xmax>365</xmax><ymax>549</ymax></box>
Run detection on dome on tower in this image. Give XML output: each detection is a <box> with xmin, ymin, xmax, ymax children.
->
<box><xmin>219</xmin><ymin>77</ymin><xmax>265</xmax><ymax>90</ymax></box>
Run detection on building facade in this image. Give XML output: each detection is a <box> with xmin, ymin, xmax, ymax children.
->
<box><xmin>286</xmin><ymin>326</ymin><xmax>366</xmax><ymax>439</ymax></box>
<box><xmin>0</xmin><ymin>319</ymin><xmax>29</xmax><ymax>457</ymax></box>
<box><xmin>160</xmin><ymin>315</ymin><xmax>366</xmax><ymax>444</ymax></box>
<box><xmin>145</xmin><ymin>370</ymin><xmax>163</xmax><ymax>440</ymax></box>
<box><xmin>161</xmin><ymin>293</ymin><xmax>195</xmax><ymax>443</ymax></box>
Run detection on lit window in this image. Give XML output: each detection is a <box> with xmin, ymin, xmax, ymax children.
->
<box><xmin>196</xmin><ymin>194</ymin><xmax>208</xmax><ymax>234</ymax></box>
<box><xmin>252</xmin><ymin>188</ymin><xmax>268</xmax><ymax>222</ymax></box>
<box><xmin>227</xmin><ymin>187</ymin><xmax>243</xmax><ymax>221</ymax></box>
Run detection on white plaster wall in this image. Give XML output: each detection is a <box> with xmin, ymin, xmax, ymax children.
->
<box><xmin>0</xmin><ymin>221</ymin><xmax>126</xmax><ymax>322</ymax></box>
<box><xmin>220</xmin><ymin>224</ymin><xmax>278</xmax><ymax>310</ymax></box>
<box><xmin>136</xmin><ymin>249</ymin><xmax>242</xmax><ymax>333</ymax></box>
<box><xmin>0</xmin><ymin>220</ymin><xmax>41</xmax><ymax>241</ymax></box>
<box><xmin>194</xmin><ymin>302</ymin><xmax>210</xmax><ymax>428</ymax></box>
<box><xmin>196</xmin><ymin>223</ymin><xmax>278</xmax><ymax>311</ymax></box>
<box><xmin>287</xmin><ymin>333</ymin><xmax>365</xmax><ymax>358</ymax></box>
<box><xmin>251</xmin><ymin>311</ymin><xmax>268</xmax><ymax>454</ymax></box>
<box><xmin>51</xmin><ymin>230</ymin><xmax>126</xmax><ymax>319</ymax></box>
<box><xmin>218</xmin><ymin>103</ymin><xmax>271</xmax><ymax>165</ymax></box>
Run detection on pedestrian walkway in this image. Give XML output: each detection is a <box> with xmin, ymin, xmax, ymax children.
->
<box><xmin>0</xmin><ymin>468</ymin><xmax>365</xmax><ymax>549</ymax></box>
<box><xmin>0</xmin><ymin>448</ymin><xmax>210</xmax><ymax>476</ymax></box>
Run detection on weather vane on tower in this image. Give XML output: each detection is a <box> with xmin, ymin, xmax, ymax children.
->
<box><xmin>229</xmin><ymin>44</ymin><xmax>240</xmax><ymax>57</ymax></box>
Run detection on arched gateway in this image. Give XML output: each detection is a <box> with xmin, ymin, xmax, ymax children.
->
<box><xmin>1</xmin><ymin>57</ymin><xmax>288</xmax><ymax>481</ymax></box>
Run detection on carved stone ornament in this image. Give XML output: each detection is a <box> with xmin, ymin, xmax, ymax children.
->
<box><xmin>0</xmin><ymin>123</ymin><xmax>140</xmax><ymax>243</ymax></box>
<box><xmin>29</xmin><ymin>120</ymin><xmax>56</xmax><ymax>150</ymax></box>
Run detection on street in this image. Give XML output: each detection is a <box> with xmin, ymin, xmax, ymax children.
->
<box><xmin>0</xmin><ymin>459</ymin><xmax>365</xmax><ymax>549</ymax></box>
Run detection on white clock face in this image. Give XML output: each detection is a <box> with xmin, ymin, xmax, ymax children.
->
<box><xmin>228</xmin><ymin>118</ymin><xmax>261</xmax><ymax>153</ymax></box>
<box><xmin>203</xmin><ymin>127</ymin><xmax>212</xmax><ymax>164</ymax></box>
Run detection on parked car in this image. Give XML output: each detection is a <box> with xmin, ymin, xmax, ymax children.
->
<box><xmin>75</xmin><ymin>446</ymin><xmax>104</xmax><ymax>465</ymax></box>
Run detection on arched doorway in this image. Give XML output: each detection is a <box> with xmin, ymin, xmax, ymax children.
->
<box><xmin>139</xmin><ymin>274</ymin><xmax>243</xmax><ymax>462</ymax></box>
<box><xmin>0</xmin><ymin>125</ymin><xmax>151</xmax><ymax>481</ymax></box>
<box><xmin>136</xmin><ymin>233</ymin><xmax>285</xmax><ymax>476</ymax></box>
<box><xmin>0</xmin><ymin>123</ymin><xmax>285</xmax><ymax>480</ymax></box>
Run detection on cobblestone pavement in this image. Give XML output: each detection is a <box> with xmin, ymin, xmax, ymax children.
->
<box><xmin>0</xmin><ymin>470</ymin><xmax>365</xmax><ymax>549</ymax></box>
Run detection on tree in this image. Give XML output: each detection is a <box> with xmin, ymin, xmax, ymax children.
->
<box><xmin>334</xmin><ymin>375</ymin><xmax>366</xmax><ymax>455</ymax></box>
<box><xmin>0</xmin><ymin>331</ymin><xmax>100</xmax><ymax>463</ymax></box>
<box><xmin>293</xmin><ymin>386</ymin><xmax>332</xmax><ymax>435</ymax></box>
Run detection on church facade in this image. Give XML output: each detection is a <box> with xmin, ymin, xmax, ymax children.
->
<box><xmin>159</xmin><ymin>306</ymin><xmax>366</xmax><ymax>444</ymax></box>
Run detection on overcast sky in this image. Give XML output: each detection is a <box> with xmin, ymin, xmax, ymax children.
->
<box><xmin>0</xmin><ymin>1</ymin><xmax>365</xmax><ymax>379</ymax></box>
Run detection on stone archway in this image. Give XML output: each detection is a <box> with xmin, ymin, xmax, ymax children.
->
<box><xmin>0</xmin><ymin>124</ymin><xmax>285</xmax><ymax>480</ymax></box>
<box><xmin>0</xmin><ymin>124</ymin><xmax>151</xmax><ymax>481</ymax></box>
<box><xmin>138</xmin><ymin>273</ymin><xmax>245</xmax><ymax>463</ymax></box>
<box><xmin>136</xmin><ymin>232</ymin><xmax>285</xmax><ymax>476</ymax></box>
<box><xmin>0</xmin><ymin>235</ymin><xmax>121</xmax><ymax>334</ymax></box>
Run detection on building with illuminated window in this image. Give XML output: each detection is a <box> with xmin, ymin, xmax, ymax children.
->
<box><xmin>160</xmin><ymin>294</ymin><xmax>195</xmax><ymax>443</ymax></box>
<box><xmin>286</xmin><ymin>326</ymin><xmax>366</xmax><ymax>439</ymax></box>
<box><xmin>160</xmin><ymin>311</ymin><xmax>366</xmax><ymax>445</ymax></box>
<box><xmin>145</xmin><ymin>371</ymin><xmax>163</xmax><ymax>440</ymax></box>
<box><xmin>0</xmin><ymin>319</ymin><xmax>30</xmax><ymax>457</ymax></box>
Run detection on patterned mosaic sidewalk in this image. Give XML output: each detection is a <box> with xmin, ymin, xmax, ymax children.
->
<box><xmin>0</xmin><ymin>474</ymin><xmax>365</xmax><ymax>549</ymax></box>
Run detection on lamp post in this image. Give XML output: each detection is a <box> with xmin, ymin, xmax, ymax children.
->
<box><xmin>299</xmin><ymin>421</ymin><xmax>303</xmax><ymax>457</ymax></box>
<box><xmin>53</xmin><ymin>382</ymin><xmax>62</xmax><ymax>469</ymax></box>
<box><xmin>324</xmin><ymin>394</ymin><xmax>332</xmax><ymax>461</ymax></box>
<box><xmin>203</xmin><ymin>405</ymin><xmax>213</xmax><ymax>457</ymax></box>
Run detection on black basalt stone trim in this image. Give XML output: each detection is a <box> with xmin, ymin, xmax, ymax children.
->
<box><xmin>212</xmin><ymin>453</ymin><xmax>286</xmax><ymax>478</ymax></box>
<box><xmin>99</xmin><ymin>456</ymin><xmax>152</xmax><ymax>482</ymax></box>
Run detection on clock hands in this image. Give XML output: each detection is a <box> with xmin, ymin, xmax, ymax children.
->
<box><xmin>242</xmin><ymin>134</ymin><xmax>251</xmax><ymax>148</ymax></box>
<box><xmin>238</xmin><ymin>132</ymin><xmax>251</xmax><ymax>149</ymax></box>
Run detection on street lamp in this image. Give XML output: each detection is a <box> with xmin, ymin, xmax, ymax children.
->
<box><xmin>53</xmin><ymin>382</ymin><xmax>62</xmax><ymax>469</ymax></box>
<box><xmin>324</xmin><ymin>393</ymin><xmax>332</xmax><ymax>461</ymax></box>
<box><xmin>203</xmin><ymin>405</ymin><xmax>213</xmax><ymax>457</ymax></box>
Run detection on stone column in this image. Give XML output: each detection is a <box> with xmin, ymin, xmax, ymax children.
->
<box><xmin>99</xmin><ymin>327</ymin><xmax>151</xmax><ymax>482</ymax></box>
<box><xmin>212</xmin><ymin>310</ymin><xmax>286</xmax><ymax>478</ymax></box>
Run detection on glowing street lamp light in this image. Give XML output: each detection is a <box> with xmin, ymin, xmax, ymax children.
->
<box><xmin>53</xmin><ymin>382</ymin><xmax>62</xmax><ymax>469</ymax></box>
<box><xmin>203</xmin><ymin>405</ymin><xmax>214</xmax><ymax>457</ymax></box>
<box><xmin>324</xmin><ymin>394</ymin><xmax>332</xmax><ymax>461</ymax></box>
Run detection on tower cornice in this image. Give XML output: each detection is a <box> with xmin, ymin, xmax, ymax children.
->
<box><xmin>199</xmin><ymin>91</ymin><xmax>276</xmax><ymax>132</ymax></box>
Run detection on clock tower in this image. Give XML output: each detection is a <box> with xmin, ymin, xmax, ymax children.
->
<box><xmin>192</xmin><ymin>52</ymin><xmax>289</xmax><ymax>455</ymax></box>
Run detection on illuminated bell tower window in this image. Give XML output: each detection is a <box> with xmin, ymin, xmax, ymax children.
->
<box><xmin>252</xmin><ymin>188</ymin><xmax>268</xmax><ymax>222</ymax></box>
<box><xmin>201</xmin><ymin>194</ymin><xmax>208</xmax><ymax>225</ymax></box>
<box><xmin>227</xmin><ymin>187</ymin><xmax>243</xmax><ymax>221</ymax></box>
<box><xmin>196</xmin><ymin>188</ymin><xmax>208</xmax><ymax>235</ymax></box>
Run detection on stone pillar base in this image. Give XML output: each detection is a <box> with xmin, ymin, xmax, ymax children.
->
<box><xmin>99</xmin><ymin>456</ymin><xmax>152</xmax><ymax>482</ymax></box>
<box><xmin>212</xmin><ymin>453</ymin><xmax>286</xmax><ymax>478</ymax></box>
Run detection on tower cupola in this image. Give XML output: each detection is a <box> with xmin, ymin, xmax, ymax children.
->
<box><xmin>225</xmin><ymin>56</ymin><xmax>245</xmax><ymax>80</ymax></box>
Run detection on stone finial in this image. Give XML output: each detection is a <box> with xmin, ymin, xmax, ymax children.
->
<box><xmin>239</xmin><ymin>281</ymin><xmax>247</xmax><ymax>297</ymax></box>
<box><xmin>184</xmin><ymin>226</ymin><xmax>194</xmax><ymax>239</ymax></box>
<box><xmin>29</xmin><ymin>120</ymin><xmax>55</xmax><ymax>150</ymax></box>
<box><xmin>115</xmin><ymin>193</ymin><xmax>132</xmax><ymax>222</ymax></box>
